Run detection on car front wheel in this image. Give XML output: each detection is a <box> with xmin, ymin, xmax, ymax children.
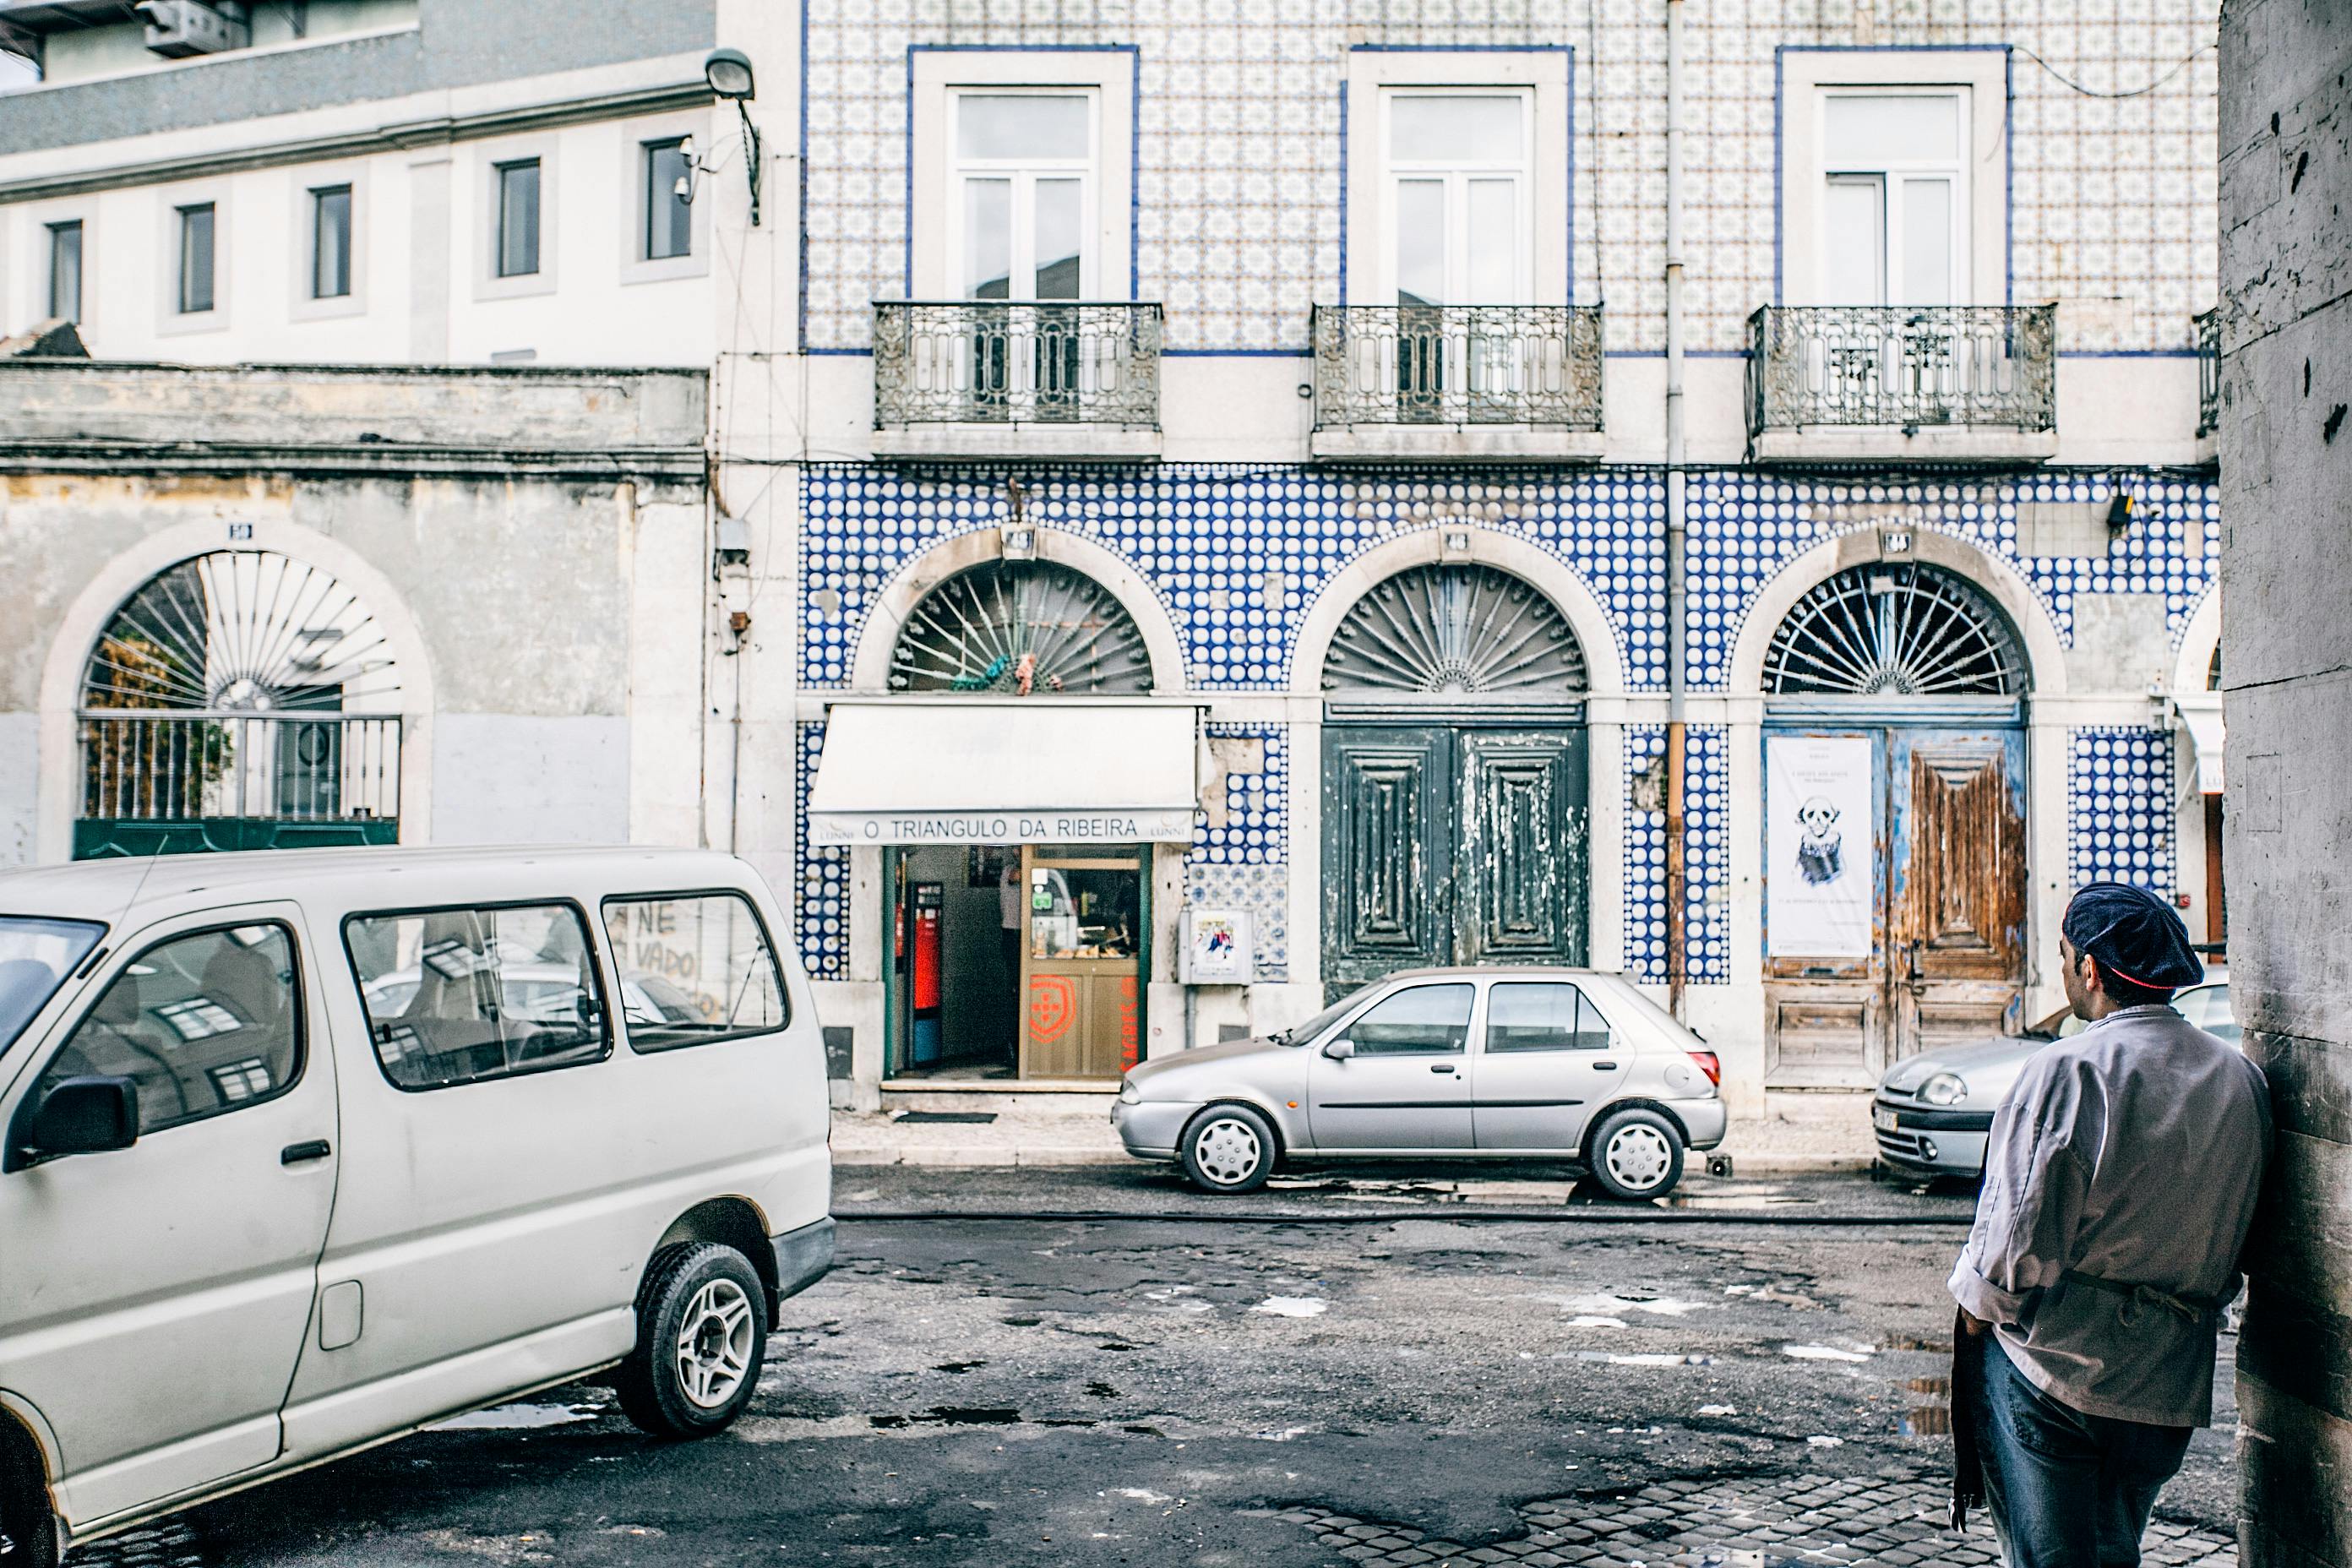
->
<box><xmin>1179</xmin><ymin>1103</ymin><xmax>1277</xmax><ymax>1194</ymax></box>
<box><xmin>617</xmin><ymin>1242</ymin><xmax>769</xmax><ymax>1438</ymax></box>
<box><xmin>1586</xmin><ymin>1107</ymin><xmax>1686</xmax><ymax>1200</ymax></box>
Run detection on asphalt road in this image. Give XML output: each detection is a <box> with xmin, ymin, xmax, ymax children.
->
<box><xmin>77</xmin><ymin>1168</ymin><xmax>2241</xmax><ymax>1567</ymax></box>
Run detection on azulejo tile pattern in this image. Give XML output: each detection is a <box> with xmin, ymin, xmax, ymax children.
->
<box><xmin>799</xmin><ymin>464</ymin><xmax>1665</xmax><ymax>692</ymax></box>
<box><xmin>1195</xmin><ymin>722</ymin><xmax>1287</xmax><ymax>865</ymax></box>
<box><xmin>2068</xmin><ymin>727</ymin><xmax>2177</xmax><ymax>897</ymax></box>
<box><xmin>797</xmin><ymin>721</ymin><xmax>852</xmax><ymax>981</ymax></box>
<box><xmin>1621</xmin><ymin>724</ymin><xmax>1667</xmax><ymax>984</ymax></box>
<box><xmin>1682</xmin><ymin>724</ymin><xmax>1731</xmax><ymax>985</ymax></box>
<box><xmin>1183</xmin><ymin>862</ymin><xmax>1290</xmax><ymax>981</ymax></box>
<box><xmin>1685</xmin><ymin>471</ymin><xmax>2219</xmax><ymax>692</ymax></box>
<box><xmin>803</xmin><ymin>0</ymin><xmax>2218</xmax><ymax>354</ymax></box>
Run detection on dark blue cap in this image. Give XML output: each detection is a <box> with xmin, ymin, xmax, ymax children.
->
<box><xmin>2061</xmin><ymin>881</ymin><xmax>2204</xmax><ymax>991</ymax></box>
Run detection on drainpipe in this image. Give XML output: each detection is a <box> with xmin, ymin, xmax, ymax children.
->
<box><xmin>1663</xmin><ymin>0</ymin><xmax>1689</xmax><ymax>1021</ymax></box>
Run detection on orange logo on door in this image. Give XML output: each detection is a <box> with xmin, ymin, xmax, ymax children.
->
<box><xmin>1029</xmin><ymin>975</ymin><xmax>1076</xmax><ymax>1044</ymax></box>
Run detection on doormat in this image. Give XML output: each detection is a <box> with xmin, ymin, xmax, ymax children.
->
<box><xmin>892</xmin><ymin>1111</ymin><xmax>1000</xmax><ymax>1124</ymax></box>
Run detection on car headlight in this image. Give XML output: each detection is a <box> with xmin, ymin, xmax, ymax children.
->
<box><xmin>1919</xmin><ymin>1072</ymin><xmax>1968</xmax><ymax>1107</ymax></box>
<box><xmin>1118</xmin><ymin>1080</ymin><xmax>1141</xmax><ymax>1104</ymax></box>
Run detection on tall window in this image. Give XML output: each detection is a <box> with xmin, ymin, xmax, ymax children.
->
<box><xmin>46</xmin><ymin>220</ymin><xmax>81</xmax><ymax>322</ymax></box>
<box><xmin>644</xmin><ymin>138</ymin><xmax>692</xmax><ymax>260</ymax></box>
<box><xmin>310</xmin><ymin>184</ymin><xmax>352</xmax><ymax>299</ymax></box>
<box><xmin>177</xmin><ymin>202</ymin><xmax>215</xmax><ymax>314</ymax></box>
<box><xmin>1382</xmin><ymin>90</ymin><xmax>1531</xmax><ymax>307</ymax></box>
<box><xmin>1817</xmin><ymin>90</ymin><xmax>1968</xmax><ymax>306</ymax></box>
<box><xmin>950</xmin><ymin>92</ymin><xmax>1094</xmax><ymax>302</ymax></box>
<box><xmin>495</xmin><ymin>158</ymin><xmax>541</xmax><ymax>278</ymax></box>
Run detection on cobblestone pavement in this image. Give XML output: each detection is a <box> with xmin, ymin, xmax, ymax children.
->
<box><xmin>1276</xmin><ymin>1468</ymin><xmax>2238</xmax><ymax>1567</ymax></box>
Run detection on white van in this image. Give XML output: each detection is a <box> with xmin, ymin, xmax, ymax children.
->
<box><xmin>0</xmin><ymin>847</ymin><xmax>832</xmax><ymax>1563</ymax></box>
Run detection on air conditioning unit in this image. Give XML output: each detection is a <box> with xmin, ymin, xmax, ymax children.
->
<box><xmin>134</xmin><ymin>1</ymin><xmax>249</xmax><ymax>58</ymax></box>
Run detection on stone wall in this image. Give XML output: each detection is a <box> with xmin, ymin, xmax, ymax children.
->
<box><xmin>2217</xmin><ymin>2</ymin><xmax>2352</xmax><ymax>1563</ymax></box>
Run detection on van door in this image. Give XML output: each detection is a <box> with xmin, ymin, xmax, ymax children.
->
<box><xmin>0</xmin><ymin>911</ymin><xmax>335</xmax><ymax>1529</ymax></box>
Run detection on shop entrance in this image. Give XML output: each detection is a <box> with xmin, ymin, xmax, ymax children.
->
<box><xmin>885</xmin><ymin>842</ymin><xmax>1146</xmax><ymax>1081</ymax></box>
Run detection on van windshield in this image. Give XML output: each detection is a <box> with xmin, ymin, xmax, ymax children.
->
<box><xmin>0</xmin><ymin>917</ymin><xmax>106</xmax><ymax>1055</ymax></box>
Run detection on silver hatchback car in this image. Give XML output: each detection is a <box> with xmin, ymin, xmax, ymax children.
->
<box><xmin>1113</xmin><ymin>967</ymin><xmax>1729</xmax><ymax>1200</ymax></box>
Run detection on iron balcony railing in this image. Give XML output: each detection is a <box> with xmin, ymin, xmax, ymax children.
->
<box><xmin>872</xmin><ymin>301</ymin><xmax>1162</xmax><ymax>430</ymax></box>
<box><xmin>1746</xmin><ymin>304</ymin><xmax>2057</xmax><ymax>436</ymax></box>
<box><xmin>1311</xmin><ymin>304</ymin><xmax>1604</xmax><ymax>431</ymax></box>
<box><xmin>80</xmin><ymin>712</ymin><xmax>400</xmax><ymax>824</ymax></box>
<box><xmin>2195</xmin><ymin>307</ymin><xmax>2221</xmax><ymax>440</ymax></box>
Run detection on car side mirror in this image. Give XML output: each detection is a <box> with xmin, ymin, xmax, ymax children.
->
<box><xmin>1322</xmin><ymin>1037</ymin><xmax>1355</xmax><ymax>1060</ymax></box>
<box><xmin>18</xmin><ymin>1075</ymin><xmax>139</xmax><ymax>1167</ymax></box>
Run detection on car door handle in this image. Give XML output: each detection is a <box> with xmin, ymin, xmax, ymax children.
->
<box><xmin>1430</xmin><ymin>1063</ymin><xmax>1456</xmax><ymax>1075</ymax></box>
<box><xmin>1592</xmin><ymin>1061</ymin><xmax>1619</xmax><ymax>1070</ymax></box>
<box><xmin>280</xmin><ymin>1139</ymin><xmax>332</xmax><ymax>1165</ymax></box>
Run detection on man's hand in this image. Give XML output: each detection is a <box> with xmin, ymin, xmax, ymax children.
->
<box><xmin>1958</xmin><ymin>1308</ymin><xmax>1991</xmax><ymax>1338</ymax></box>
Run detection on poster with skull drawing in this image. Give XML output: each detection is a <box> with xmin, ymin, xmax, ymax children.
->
<box><xmin>1767</xmin><ymin>735</ymin><xmax>1875</xmax><ymax>957</ymax></box>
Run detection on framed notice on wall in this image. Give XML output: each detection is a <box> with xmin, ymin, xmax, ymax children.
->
<box><xmin>1766</xmin><ymin>734</ymin><xmax>1875</xmax><ymax>958</ymax></box>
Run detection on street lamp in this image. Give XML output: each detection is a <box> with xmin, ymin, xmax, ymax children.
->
<box><xmin>703</xmin><ymin>48</ymin><xmax>762</xmax><ymax>226</ymax></box>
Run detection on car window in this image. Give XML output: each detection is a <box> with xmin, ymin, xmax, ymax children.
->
<box><xmin>346</xmin><ymin>903</ymin><xmax>610</xmax><ymax>1091</ymax></box>
<box><xmin>1484</xmin><ymin>982</ymin><xmax>1612</xmax><ymax>1053</ymax></box>
<box><xmin>1343</xmin><ymin>983</ymin><xmax>1473</xmax><ymax>1056</ymax></box>
<box><xmin>33</xmin><ymin>923</ymin><xmax>301</xmax><ymax>1135</ymax></box>
<box><xmin>0</xmin><ymin>916</ymin><xmax>105</xmax><ymax>1055</ymax></box>
<box><xmin>602</xmin><ymin>892</ymin><xmax>789</xmax><ymax>1053</ymax></box>
<box><xmin>2176</xmin><ymin>984</ymin><xmax>2239</xmax><ymax>1043</ymax></box>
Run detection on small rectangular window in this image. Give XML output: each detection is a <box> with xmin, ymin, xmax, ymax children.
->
<box><xmin>177</xmin><ymin>202</ymin><xmax>215</xmax><ymax>314</ymax></box>
<box><xmin>311</xmin><ymin>184</ymin><xmax>352</xmax><ymax>299</ymax></box>
<box><xmin>46</xmin><ymin>220</ymin><xmax>82</xmax><ymax>323</ymax></box>
<box><xmin>346</xmin><ymin>902</ymin><xmax>610</xmax><ymax>1091</ymax></box>
<box><xmin>644</xmin><ymin>138</ymin><xmax>692</xmax><ymax>261</ymax></box>
<box><xmin>495</xmin><ymin>159</ymin><xmax>541</xmax><ymax>278</ymax></box>
<box><xmin>35</xmin><ymin>923</ymin><xmax>302</xmax><ymax>1135</ymax></box>
<box><xmin>1484</xmin><ymin>983</ymin><xmax>1613</xmax><ymax>1054</ymax></box>
<box><xmin>602</xmin><ymin>892</ymin><xmax>789</xmax><ymax>1053</ymax></box>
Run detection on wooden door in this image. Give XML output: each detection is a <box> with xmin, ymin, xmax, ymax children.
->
<box><xmin>1459</xmin><ymin>731</ymin><xmax>1588</xmax><ymax>966</ymax></box>
<box><xmin>1887</xmin><ymin>732</ymin><xmax>2027</xmax><ymax>1061</ymax></box>
<box><xmin>1762</xmin><ymin>730</ymin><xmax>1889</xmax><ymax>1086</ymax></box>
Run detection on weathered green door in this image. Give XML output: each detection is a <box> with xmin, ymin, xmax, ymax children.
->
<box><xmin>1323</xmin><ymin>726</ymin><xmax>1587</xmax><ymax>994</ymax></box>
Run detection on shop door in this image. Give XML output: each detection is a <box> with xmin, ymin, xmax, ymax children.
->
<box><xmin>1763</xmin><ymin>727</ymin><xmax>2024</xmax><ymax>1084</ymax></box>
<box><xmin>1323</xmin><ymin>726</ymin><xmax>1587</xmax><ymax>994</ymax></box>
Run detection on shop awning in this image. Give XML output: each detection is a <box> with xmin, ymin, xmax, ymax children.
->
<box><xmin>808</xmin><ymin>700</ymin><xmax>1201</xmax><ymax>846</ymax></box>
<box><xmin>2175</xmin><ymin>693</ymin><xmax>2224</xmax><ymax>795</ymax></box>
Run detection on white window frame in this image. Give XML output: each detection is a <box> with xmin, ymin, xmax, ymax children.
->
<box><xmin>943</xmin><ymin>87</ymin><xmax>1102</xmax><ymax>302</ymax></box>
<box><xmin>45</xmin><ymin>215</ymin><xmax>85</xmax><ymax>324</ymax></box>
<box><xmin>619</xmin><ymin>108</ymin><xmax>713</xmax><ymax>287</ymax></box>
<box><xmin>1376</xmin><ymin>85</ymin><xmax>1538</xmax><ymax>307</ymax></box>
<box><xmin>907</xmin><ymin>51</ymin><xmax>1133</xmax><ymax>302</ymax></box>
<box><xmin>155</xmin><ymin>177</ymin><xmax>230</xmax><ymax>337</ymax></box>
<box><xmin>1779</xmin><ymin>51</ymin><xmax>2007</xmax><ymax>308</ymax></box>
<box><xmin>473</xmin><ymin>133</ymin><xmax>558</xmax><ymax>302</ymax></box>
<box><xmin>288</xmin><ymin>159</ymin><xmax>369</xmax><ymax>323</ymax></box>
<box><xmin>1344</xmin><ymin>50</ymin><xmax>1570</xmax><ymax>308</ymax></box>
<box><xmin>1817</xmin><ymin>86</ymin><xmax>1970</xmax><ymax>306</ymax></box>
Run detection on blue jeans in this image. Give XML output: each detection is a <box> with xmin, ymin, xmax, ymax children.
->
<box><xmin>1970</xmin><ymin>1333</ymin><xmax>2195</xmax><ymax>1568</ymax></box>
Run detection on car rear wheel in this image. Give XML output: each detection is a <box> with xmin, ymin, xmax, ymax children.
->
<box><xmin>1179</xmin><ymin>1104</ymin><xmax>1277</xmax><ymax>1194</ymax></box>
<box><xmin>1587</xmin><ymin>1107</ymin><xmax>1685</xmax><ymax>1201</ymax></box>
<box><xmin>617</xmin><ymin>1242</ymin><xmax>769</xmax><ymax>1438</ymax></box>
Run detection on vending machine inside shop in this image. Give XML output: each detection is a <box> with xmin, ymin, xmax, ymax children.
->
<box><xmin>908</xmin><ymin>881</ymin><xmax>944</xmax><ymax>1065</ymax></box>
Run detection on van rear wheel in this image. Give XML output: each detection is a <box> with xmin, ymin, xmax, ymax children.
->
<box><xmin>0</xmin><ymin>1422</ymin><xmax>57</xmax><ymax>1568</ymax></box>
<box><xmin>617</xmin><ymin>1243</ymin><xmax>769</xmax><ymax>1439</ymax></box>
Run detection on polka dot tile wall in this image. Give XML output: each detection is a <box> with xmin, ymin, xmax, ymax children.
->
<box><xmin>796</xmin><ymin>722</ymin><xmax>852</xmax><ymax>980</ymax></box>
<box><xmin>1195</xmin><ymin>722</ymin><xmax>1287</xmax><ymax>865</ymax></box>
<box><xmin>803</xmin><ymin>0</ymin><xmax>2218</xmax><ymax>355</ymax></box>
<box><xmin>2067</xmin><ymin>727</ymin><xmax>2177</xmax><ymax>896</ymax></box>
<box><xmin>1685</xmin><ymin>471</ymin><xmax>2218</xmax><ymax>692</ymax></box>
<box><xmin>800</xmin><ymin>464</ymin><xmax>1666</xmax><ymax>692</ymax></box>
<box><xmin>1622</xmin><ymin>724</ymin><xmax>1668</xmax><ymax>983</ymax></box>
<box><xmin>1682</xmin><ymin>724</ymin><xmax>1732</xmax><ymax>985</ymax></box>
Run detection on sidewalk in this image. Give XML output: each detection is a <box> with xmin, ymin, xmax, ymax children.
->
<box><xmin>830</xmin><ymin>1095</ymin><xmax>1881</xmax><ymax>1173</ymax></box>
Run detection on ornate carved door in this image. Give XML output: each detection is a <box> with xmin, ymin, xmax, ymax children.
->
<box><xmin>1887</xmin><ymin>732</ymin><xmax>2027</xmax><ymax>1061</ymax></box>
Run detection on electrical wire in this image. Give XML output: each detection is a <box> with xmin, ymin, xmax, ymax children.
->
<box><xmin>2012</xmin><ymin>40</ymin><xmax>2213</xmax><ymax>100</ymax></box>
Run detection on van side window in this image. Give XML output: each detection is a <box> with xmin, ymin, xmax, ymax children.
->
<box><xmin>346</xmin><ymin>903</ymin><xmax>610</xmax><ymax>1091</ymax></box>
<box><xmin>32</xmin><ymin>923</ymin><xmax>302</xmax><ymax>1134</ymax></box>
<box><xmin>601</xmin><ymin>892</ymin><xmax>789</xmax><ymax>1053</ymax></box>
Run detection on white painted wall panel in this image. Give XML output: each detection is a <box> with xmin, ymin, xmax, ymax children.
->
<box><xmin>430</xmin><ymin>714</ymin><xmax>630</xmax><ymax>846</ymax></box>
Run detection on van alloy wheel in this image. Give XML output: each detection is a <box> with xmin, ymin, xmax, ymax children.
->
<box><xmin>675</xmin><ymin>1277</ymin><xmax>757</xmax><ymax>1409</ymax></box>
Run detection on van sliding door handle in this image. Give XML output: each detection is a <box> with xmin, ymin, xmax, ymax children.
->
<box><xmin>280</xmin><ymin>1140</ymin><xmax>332</xmax><ymax>1165</ymax></box>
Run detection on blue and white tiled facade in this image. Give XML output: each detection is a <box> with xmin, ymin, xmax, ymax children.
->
<box><xmin>2067</xmin><ymin>729</ymin><xmax>2179</xmax><ymax>897</ymax></box>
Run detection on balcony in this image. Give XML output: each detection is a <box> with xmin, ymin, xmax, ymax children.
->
<box><xmin>1309</xmin><ymin>304</ymin><xmax>1605</xmax><ymax>462</ymax></box>
<box><xmin>871</xmin><ymin>301</ymin><xmax>1163</xmax><ymax>461</ymax></box>
<box><xmin>2194</xmin><ymin>307</ymin><xmax>2220</xmax><ymax>463</ymax></box>
<box><xmin>77</xmin><ymin>711</ymin><xmax>401</xmax><ymax>857</ymax></box>
<box><xmin>1745</xmin><ymin>304</ymin><xmax>2058</xmax><ymax>466</ymax></box>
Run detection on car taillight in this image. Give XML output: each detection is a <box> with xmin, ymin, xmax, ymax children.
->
<box><xmin>1688</xmin><ymin>1050</ymin><xmax>1722</xmax><ymax>1086</ymax></box>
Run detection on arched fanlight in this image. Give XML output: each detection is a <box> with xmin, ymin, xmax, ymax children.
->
<box><xmin>1324</xmin><ymin>564</ymin><xmax>1587</xmax><ymax>695</ymax></box>
<box><xmin>1763</xmin><ymin>563</ymin><xmax>2023</xmax><ymax>696</ymax></box>
<box><xmin>889</xmin><ymin>561</ymin><xmax>1152</xmax><ymax>694</ymax></box>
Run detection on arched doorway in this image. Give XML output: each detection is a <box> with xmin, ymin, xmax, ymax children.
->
<box><xmin>1320</xmin><ymin>564</ymin><xmax>1590</xmax><ymax>994</ymax></box>
<box><xmin>858</xmin><ymin>558</ymin><xmax>1164</xmax><ymax>1082</ymax></box>
<box><xmin>75</xmin><ymin>551</ymin><xmax>403</xmax><ymax>858</ymax></box>
<box><xmin>1758</xmin><ymin>560</ymin><xmax>2028</xmax><ymax>1084</ymax></box>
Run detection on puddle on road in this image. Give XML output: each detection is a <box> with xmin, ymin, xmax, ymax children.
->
<box><xmin>431</xmin><ymin>1402</ymin><xmax>598</xmax><ymax>1431</ymax></box>
<box><xmin>1252</xmin><ymin>1296</ymin><xmax>1328</xmax><ymax>1317</ymax></box>
<box><xmin>1782</xmin><ymin>1343</ymin><xmax>1874</xmax><ymax>1363</ymax></box>
<box><xmin>1901</xmin><ymin>1375</ymin><xmax>1954</xmax><ymax>1436</ymax></box>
